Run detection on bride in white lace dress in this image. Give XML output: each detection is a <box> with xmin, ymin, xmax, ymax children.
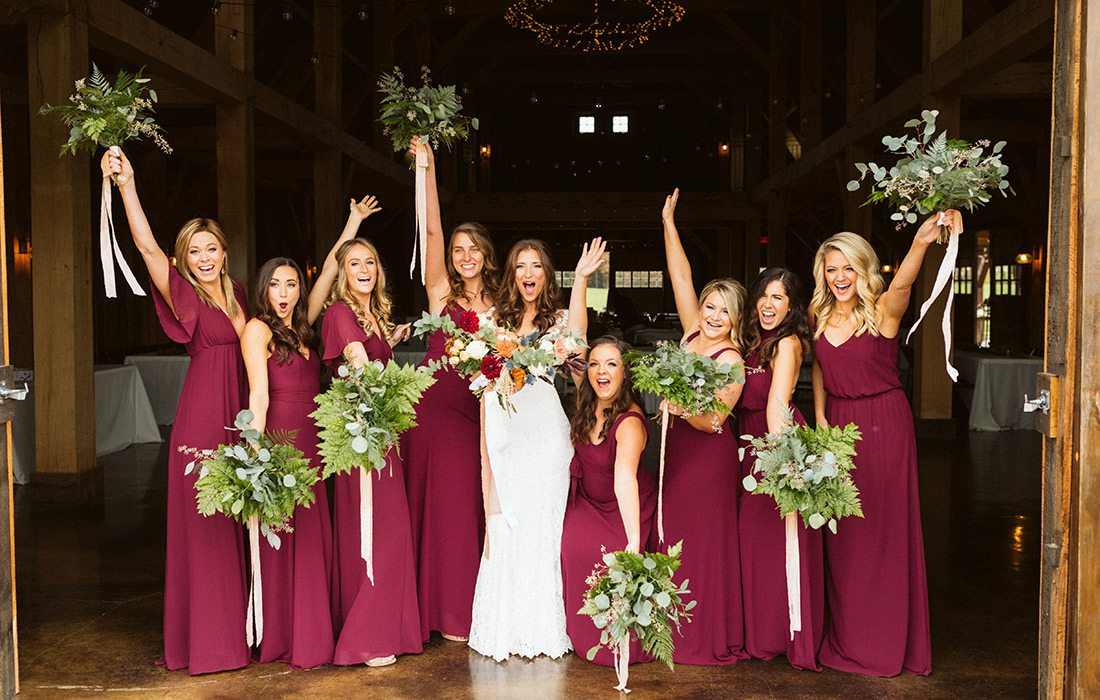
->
<box><xmin>468</xmin><ymin>237</ymin><xmax>607</xmax><ymax>662</ymax></box>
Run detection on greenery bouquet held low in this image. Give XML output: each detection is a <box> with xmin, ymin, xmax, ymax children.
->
<box><xmin>311</xmin><ymin>359</ymin><xmax>435</xmax><ymax>583</ymax></box>
<box><xmin>579</xmin><ymin>541</ymin><xmax>695</xmax><ymax>693</ymax></box>
<box><xmin>179</xmin><ymin>409</ymin><xmax>320</xmax><ymax>647</ymax></box>
<box><xmin>628</xmin><ymin>341</ymin><xmax>745</xmax><ymax>542</ymax></box>
<box><xmin>38</xmin><ymin>63</ymin><xmax>171</xmax><ymax>298</ymax></box>
<box><xmin>377</xmin><ymin>64</ymin><xmax>480</xmax><ymax>284</ymax></box>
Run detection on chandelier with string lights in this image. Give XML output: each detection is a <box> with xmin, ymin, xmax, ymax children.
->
<box><xmin>504</xmin><ymin>0</ymin><xmax>686</xmax><ymax>52</ymax></box>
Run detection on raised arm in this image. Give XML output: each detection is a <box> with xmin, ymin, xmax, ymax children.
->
<box><xmin>102</xmin><ymin>148</ymin><xmax>171</xmax><ymax>303</ymax></box>
<box><xmin>877</xmin><ymin>209</ymin><xmax>961</xmax><ymax>336</ymax></box>
<box><xmin>241</xmin><ymin>320</ymin><xmax>273</xmax><ymax>434</ymax></box>
<box><xmin>765</xmin><ymin>336</ymin><xmax>803</xmax><ymax>434</ymax></box>
<box><xmin>566</xmin><ymin>236</ymin><xmax>607</xmax><ymax>340</ymax></box>
<box><xmin>661</xmin><ymin>189</ymin><xmax>700</xmax><ymax>334</ymax></box>
<box><xmin>812</xmin><ymin>356</ymin><xmax>828</xmax><ymax>428</ymax></box>
<box><xmin>410</xmin><ymin>137</ymin><xmax>449</xmax><ymax>311</ymax></box>
<box><xmin>612</xmin><ymin>414</ymin><xmax>647</xmax><ymax>553</ymax></box>
<box><xmin>307</xmin><ymin>195</ymin><xmax>382</xmax><ymax>324</ymax></box>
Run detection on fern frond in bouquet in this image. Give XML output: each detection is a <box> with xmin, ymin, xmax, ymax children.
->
<box><xmin>39</xmin><ymin>63</ymin><xmax>171</xmax><ymax>156</ymax></box>
<box><xmin>740</xmin><ymin>406</ymin><xmax>863</xmax><ymax>534</ymax></box>
<box><xmin>310</xmin><ymin>360</ymin><xmax>435</xmax><ymax>479</ymax></box>
<box><xmin>377</xmin><ymin>65</ymin><xmax>479</xmax><ymax>155</ymax></box>
<box><xmin>180</xmin><ymin>409</ymin><xmax>319</xmax><ymax>549</ymax></box>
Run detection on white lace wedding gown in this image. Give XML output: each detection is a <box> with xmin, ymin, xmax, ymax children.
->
<box><xmin>468</xmin><ymin>316</ymin><xmax>574</xmax><ymax>662</ymax></box>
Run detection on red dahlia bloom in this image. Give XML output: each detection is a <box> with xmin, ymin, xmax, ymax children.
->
<box><xmin>481</xmin><ymin>354</ymin><xmax>502</xmax><ymax>380</ymax></box>
<box><xmin>458</xmin><ymin>309</ymin><xmax>480</xmax><ymax>333</ymax></box>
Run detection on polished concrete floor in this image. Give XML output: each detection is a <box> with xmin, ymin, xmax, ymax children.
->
<box><xmin>13</xmin><ymin>421</ymin><xmax>1040</xmax><ymax>698</ymax></box>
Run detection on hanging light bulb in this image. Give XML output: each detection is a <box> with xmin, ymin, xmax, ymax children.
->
<box><xmin>211</xmin><ymin>0</ymin><xmax>221</xmax><ymax>14</ymax></box>
<box><xmin>282</xmin><ymin>4</ymin><xmax>293</xmax><ymax>21</ymax></box>
<box><xmin>357</xmin><ymin>2</ymin><xmax>369</xmax><ymax>20</ymax></box>
<box><xmin>310</xmin><ymin>53</ymin><xmax>319</xmax><ymax>65</ymax></box>
<box><xmin>445</xmin><ymin>1</ymin><xmax>457</xmax><ymax>15</ymax></box>
<box><xmin>530</xmin><ymin>91</ymin><xmax>539</xmax><ymax>103</ymax></box>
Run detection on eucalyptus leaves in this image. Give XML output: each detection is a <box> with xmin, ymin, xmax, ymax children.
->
<box><xmin>182</xmin><ymin>409</ymin><xmax>319</xmax><ymax>549</ymax></box>
<box><xmin>310</xmin><ymin>360</ymin><xmax>435</xmax><ymax>479</ymax></box>
<box><xmin>628</xmin><ymin>341</ymin><xmax>744</xmax><ymax>424</ymax></box>
<box><xmin>741</xmin><ymin>407</ymin><xmax>864</xmax><ymax>534</ymax></box>
<box><xmin>846</xmin><ymin>110</ymin><xmax>1012</xmax><ymax>235</ymax></box>
<box><xmin>377</xmin><ymin>65</ymin><xmax>479</xmax><ymax>155</ymax></box>
<box><xmin>39</xmin><ymin>63</ymin><xmax>171</xmax><ymax>156</ymax></box>
<box><xmin>579</xmin><ymin>541</ymin><xmax>695</xmax><ymax>676</ymax></box>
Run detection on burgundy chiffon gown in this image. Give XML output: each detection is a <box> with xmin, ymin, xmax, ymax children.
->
<box><xmin>656</xmin><ymin>337</ymin><xmax>747</xmax><ymax>665</ymax></box>
<box><xmin>813</xmin><ymin>330</ymin><xmax>932</xmax><ymax>676</ymax></box>
<box><xmin>403</xmin><ymin>302</ymin><xmax>484</xmax><ymax>641</ymax></box>
<box><xmin>736</xmin><ymin>330</ymin><xmax>824</xmax><ymax>670</ymax></box>
<box><xmin>321</xmin><ymin>301</ymin><xmax>423</xmax><ymax>664</ymax></box>
<box><xmin>561</xmin><ymin>410</ymin><xmax>657</xmax><ymax>666</ymax></box>
<box><xmin>153</xmin><ymin>267</ymin><xmax>250</xmax><ymax>674</ymax></box>
<box><xmin>255</xmin><ymin>349</ymin><xmax>334</xmax><ymax>669</ymax></box>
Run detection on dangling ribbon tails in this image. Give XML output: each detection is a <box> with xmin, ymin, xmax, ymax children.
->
<box><xmin>409</xmin><ymin>138</ymin><xmax>429</xmax><ymax>284</ymax></box>
<box><xmin>101</xmin><ymin>146</ymin><xmax>146</xmax><ymax>298</ymax></box>
<box><xmin>784</xmin><ymin>513</ymin><xmax>802</xmax><ymax>641</ymax></box>
<box><xmin>905</xmin><ymin>212</ymin><xmax>963</xmax><ymax>382</ymax></box>
<box><xmin>360</xmin><ymin>466</ymin><xmax>375</xmax><ymax>585</ymax></box>
<box><xmin>245</xmin><ymin>515</ymin><xmax>264</xmax><ymax>647</ymax></box>
<box><xmin>612</xmin><ymin>637</ymin><xmax>632</xmax><ymax>693</ymax></box>
<box><xmin>656</xmin><ymin>403</ymin><xmax>669</xmax><ymax>544</ymax></box>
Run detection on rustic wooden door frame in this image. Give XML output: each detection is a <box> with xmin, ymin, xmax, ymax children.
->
<box><xmin>1041</xmin><ymin>0</ymin><xmax>1100</xmax><ymax>696</ymax></box>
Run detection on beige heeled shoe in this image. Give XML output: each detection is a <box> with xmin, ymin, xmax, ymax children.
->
<box><xmin>442</xmin><ymin>633</ymin><xmax>469</xmax><ymax>642</ymax></box>
<box><xmin>365</xmin><ymin>655</ymin><xmax>396</xmax><ymax>668</ymax></box>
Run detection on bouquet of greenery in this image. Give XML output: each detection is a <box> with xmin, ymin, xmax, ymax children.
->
<box><xmin>579</xmin><ymin>541</ymin><xmax>695</xmax><ymax>692</ymax></box>
<box><xmin>740</xmin><ymin>407</ymin><xmax>863</xmax><ymax>534</ymax></box>
<box><xmin>39</xmin><ymin>63</ymin><xmax>171</xmax><ymax>156</ymax></box>
<box><xmin>845</xmin><ymin>109</ymin><xmax>1011</xmax><ymax>241</ymax></box>
<box><xmin>377</xmin><ymin>65</ymin><xmax>478</xmax><ymax>155</ymax></box>
<box><xmin>311</xmin><ymin>360</ymin><xmax>435</xmax><ymax>478</ymax></box>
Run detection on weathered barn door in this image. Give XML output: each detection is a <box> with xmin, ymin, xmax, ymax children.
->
<box><xmin>0</xmin><ymin>84</ymin><xmax>21</xmax><ymax>697</ymax></box>
<box><xmin>1039</xmin><ymin>0</ymin><xmax>1100</xmax><ymax>696</ymax></box>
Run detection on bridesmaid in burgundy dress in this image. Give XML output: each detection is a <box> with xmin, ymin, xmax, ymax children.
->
<box><xmin>103</xmin><ymin>149</ymin><xmax>250</xmax><ymax>674</ymax></box>
<box><xmin>658</xmin><ymin>189</ymin><xmax>748</xmax><ymax>665</ymax></box>
<box><xmin>402</xmin><ymin>138</ymin><xmax>497</xmax><ymax>643</ymax></box>
<box><xmin>320</xmin><ymin>238</ymin><xmax>420</xmax><ymax>667</ymax></box>
<box><xmin>809</xmin><ymin>212</ymin><xmax>957</xmax><ymax>676</ymax></box>
<box><xmin>561</xmin><ymin>337</ymin><xmax>657</xmax><ymax>666</ymax></box>
<box><xmin>737</xmin><ymin>268</ymin><xmax>824</xmax><ymax>670</ymax></box>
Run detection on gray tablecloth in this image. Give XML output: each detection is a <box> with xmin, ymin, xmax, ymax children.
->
<box><xmin>124</xmin><ymin>354</ymin><xmax>191</xmax><ymax>425</ymax></box>
<box><xmin>954</xmin><ymin>351</ymin><xmax>1043</xmax><ymax>431</ymax></box>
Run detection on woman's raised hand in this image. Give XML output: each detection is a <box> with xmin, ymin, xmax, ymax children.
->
<box><xmin>348</xmin><ymin>194</ymin><xmax>381</xmax><ymax>223</ymax></box>
<box><xmin>915</xmin><ymin>209</ymin><xmax>962</xmax><ymax>246</ymax></box>
<box><xmin>407</xmin><ymin>135</ymin><xmax>435</xmax><ymax>167</ymax></box>
<box><xmin>100</xmin><ymin>147</ymin><xmax>134</xmax><ymax>187</ymax></box>
<box><xmin>661</xmin><ymin>187</ymin><xmax>680</xmax><ymax>224</ymax></box>
<box><xmin>575</xmin><ymin>236</ymin><xmax>607</xmax><ymax>280</ymax></box>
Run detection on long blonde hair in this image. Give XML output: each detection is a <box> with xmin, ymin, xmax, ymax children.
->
<box><xmin>810</xmin><ymin>232</ymin><xmax>885</xmax><ymax>338</ymax></box>
<box><xmin>698</xmin><ymin>278</ymin><xmax>747</xmax><ymax>352</ymax></box>
<box><xmin>329</xmin><ymin>238</ymin><xmax>396</xmax><ymax>338</ymax></box>
<box><xmin>173</xmin><ymin>218</ymin><xmax>242</xmax><ymax>320</ymax></box>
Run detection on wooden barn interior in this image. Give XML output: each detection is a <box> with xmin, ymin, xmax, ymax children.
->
<box><xmin>0</xmin><ymin>0</ymin><xmax>1097</xmax><ymax>696</ymax></box>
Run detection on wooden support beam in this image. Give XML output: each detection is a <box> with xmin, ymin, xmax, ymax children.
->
<box><xmin>451</xmin><ymin>192</ymin><xmax>753</xmax><ymax>228</ymax></box>
<box><xmin>313</xmin><ymin>0</ymin><xmax>342</xmax><ymax>269</ymax></box>
<box><xmin>963</xmin><ymin>61</ymin><xmax>1052</xmax><ymax>98</ymax></box>
<box><xmin>752</xmin><ymin>0</ymin><xmax>1054</xmax><ymax>201</ymax></box>
<box><xmin>705</xmin><ymin>12</ymin><xmax>769</xmax><ymax>69</ymax></box>
<box><xmin>215</xmin><ymin>0</ymin><xmax>255</xmax><ymax>284</ymax></box>
<box><xmin>799</xmin><ymin>0</ymin><xmax>823</xmax><ymax>149</ymax></box>
<box><xmin>371</xmin><ymin>0</ymin><xmax>396</xmax><ymax>153</ymax></box>
<box><xmin>844</xmin><ymin>0</ymin><xmax>875</xmax><ymax>237</ymax></box>
<box><xmin>26</xmin><ymin>8</ymin><xmax>97</xmax><ymax>489</ymax></box>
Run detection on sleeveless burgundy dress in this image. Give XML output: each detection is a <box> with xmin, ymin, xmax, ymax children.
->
<box><xmin>321</xmin><ymin>301</ymin><xmax>423</xmax><ymax>663</ymax></box>
<box><xmin>403</xmin><ymin>301</ymin><xmax>484</xmax><ymax>641</ymax></box>
<box><xmin>656</xmin><ymin>336</ymin><xmax>747</xmax><ymax>665</ymax></box>
<box><xmin>813</xmin><ymin>330</ymin><xmax>931</xmax><ymax>676</ymax></box>
<box><xmin>561</xmin><ymin>410</ymin><xmax>657</xmax><ymax>666</ymax></box>
<box><xmin>152</xmin><ymin>267</ymin><xmax>250</xmax><ymax>674</ymax></box>
<box><xmin>736</xmin><ymin>330</ymin><xmax>824</xmax><ymax>670</ymax></box>
<box><xmin>255</xmin><ymin>349</ymin><xmax>335</xmax><ymax>669</ymax></box>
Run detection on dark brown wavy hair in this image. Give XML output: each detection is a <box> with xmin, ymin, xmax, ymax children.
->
<box><xmin>252</xmin><ymin>257</ymin><xmax>320</xmax><ymax>365</ymax></box>
<box><xmin>742</xmin><ymin>267</ymin><xmax>811</xmax><ymax>367</ymax></box>
<box><xmin>444</xmin><ymin>222</ymin><xmax>499</xmax><ymax>307</ymax></box>
<box><xmin>494</xmin><ymin>239</ymin><xmax>562</xmax><ymax>334</ymax></box>
<box><xmin>570</xmin><ymin>336</ymin><xmax>644</xmax><ymax>446</ymax></box>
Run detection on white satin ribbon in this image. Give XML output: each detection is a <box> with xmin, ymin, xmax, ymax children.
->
<box><xmin>613</xmin><ymin>637</ymin><xmax>631</xmax><ymax>693</ymax></box>
<box><xmin>905</xmin><ymin>212</ymin><xmax>961</xmax><ymax>382</ymax></box>
<box><xmin>245</xmin><ymin>515</ymin><xmax>264</xmax><ymax>647</ymax></box>
<box><xmin>784</xmin><ymin>513</ymin><xmax>802</xmax><ymax>641</ymax></box>
<box><xmin>656</xmin><ymin>404</ymin><xmax>669</xmax><ymax>544</ymax></box>
<box><xmin>361</xmin><ymin>467</ymin><xmax>375</xmax><ymax>585</ymax></box>
<box><xmin>409</xmin><ymin>140</ymin><xmax>429</xmax><ymax>284</ymax></box>
<box><xmin>100</xmin><ymin>147</ymin><xmax>146</xmax><ymax>298</ymax></box>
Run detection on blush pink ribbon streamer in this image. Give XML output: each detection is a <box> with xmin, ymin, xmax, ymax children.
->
<box><xmin>656</xmin><ymin>404</ymin><xmax>669</xmax><ymax>543</ymax></box>
<box><xmin>409</xmin><ymin>140</ymin><xmax>429</xmax><ymax>284</ymax></box>
<box><xmin>784</xmin><ymin>513</ymin><xmax>802</xmax><ymax>640</ymax></box>
<box><xmin>905</xmin><ymin>212</ymin><xmax>962</xmax><ymax>382</ymax></box>
<box><xmin>361</xmin><ymin>467</ymin><xmax>375</xmax><ymax>585</ymax></box>
<box><xmin>245</xmin><ymin>516</ymin><xmax>264</xmax><ymax>647</ymax></box>
<box><xmin>100</xmin><ymin>147</ymin><xmax>146</xmax><ymax>298</ymax></box>
<box><xmin>613</xmin><ymin>638</ymin><xmax>631</xmax><ymax>693</ymax></box>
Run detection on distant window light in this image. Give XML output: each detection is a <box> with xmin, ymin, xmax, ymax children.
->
<box><xmin>648</xmin><ymin>270</ymin><xmax>664</xmax><ymax>288</ymax></box>
<box><xmin>954</xmin><ymin>266</ymin><xmax>973</xmax><ymax>295</ymax></box>
<box><xmin>615</xmin><ymin>270</ymin><xmax>664</xmax><ymax>288</ymax></box>
<box><xmin>631</xmin><ymin>271</ymin><xmax>648</xmax><ymax>287</ymax></box>
<box><xmin>993</xmin><ymin>264</ymin><xmax>1020</xmax><ymax>296</ymax></box>
<box><xmin>578</xmin><ymin>116</ymin><xmax>595</xmax><ymax>133</ymax></box>
<box><xmin>615</xmin><ymin>270</ymin><xmax>631</xmax><ymax>287</ymax></box>
<box><xmin>612</xmin><ymin>115</ymin><xmax>629</xmax><ymax>133</ymax></box>
<box><xmin>558</xmin><ymin>270</ymin><xmax>576</xmax><ymax>288</ymax></box>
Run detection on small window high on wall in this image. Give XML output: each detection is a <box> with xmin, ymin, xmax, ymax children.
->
<box><xmin>578</xmin><ymin>116</ymin><xmax>595</xmax><ymax>134</ymax></box>
<box><xmin>612</xmin><ymin>115</ymin><xmax>629</xmax><ymax>133</ymax></box>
